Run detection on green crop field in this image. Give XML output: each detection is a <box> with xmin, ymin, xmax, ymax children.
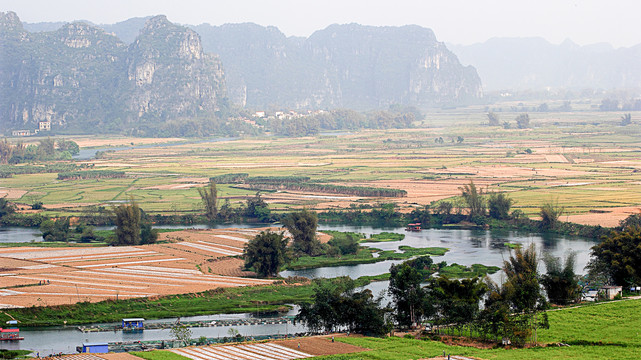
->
<box><xmin>2</xmin><ymin>108</ymin><xmax>640</xmax><ymax>228</ymax></box>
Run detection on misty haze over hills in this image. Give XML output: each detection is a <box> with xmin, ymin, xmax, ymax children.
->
<box><xmin>449</xmin><ymin>38</ymin><xmax>641</xmax><ymax>91</ymax></box>
<box><xmin>21</xmin><ymin>17</ymin><xmax>641</xmax><ymax>95</ymax></box>
<box><xmin>22</xmin><ymin>17</ymin><xmax>641</xmax><ymax>96</ymax></box>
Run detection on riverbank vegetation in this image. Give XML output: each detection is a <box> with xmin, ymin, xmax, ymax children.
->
<box><xmin>0</xmin><ymin>282</ymin><xmax>314</xmax><ymax>327</ymax></box>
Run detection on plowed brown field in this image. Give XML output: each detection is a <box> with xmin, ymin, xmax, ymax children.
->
<box><xmin>0</xmin><ymin>228</ymin><xmax>287</xmax><ymax>308</ymax></box>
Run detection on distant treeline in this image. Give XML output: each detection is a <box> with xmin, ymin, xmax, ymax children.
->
<box><xmin>0</xmin><ymin>163</ymin><xmax>85</xmax><ymax>178</ymax></box>
<box><xmin>208</xmin><ymin>174</ymin><xmax>407</xmax><ymax>198</ymax></box>
<box><xmin>57</xmin><ymin>170</ymin><xmax>126</xmax><ymax>180</ymax></box>
<box><xmin>209</xmin><ymin>173</ymin><xmax>249</xmax><ymax>184</ymax></box>
<box><xmin>268</xmin><ymin>108</ymin><xmax>420</xmax><ymax>137</ymax></box>
<box><xmin>247</xmin><ymin>182</ymin><xmax>407</xmax><ymax>198</ymax></box>
<box><xmin>0</xmin><ymin>138</ymin><xmax>79</xmax><ymax>164</ymax></box>
<box><xmin>245</xmin><ymin>176</ymin><xmax>311</xmax><ymax>184</ymax></box>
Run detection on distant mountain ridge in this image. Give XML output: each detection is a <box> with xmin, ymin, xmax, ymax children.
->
<box><xmin>450</xmin><ymin>37</ymin><xmax>641</xmax><ymax>91</ymax></box>
<box><xmin>2</xmin><ymin>12</ymin><xmax>481</xmax><ymax>133</ymax></box>
<box><xmin>193</xmin><ymin>22</ymin><xmax>482</xmax><ymax>109</ymax></box>
<box><xmin>22</xmin><ymin>15</ymin><xmax>482</xmax><ymax>110</ymax></box>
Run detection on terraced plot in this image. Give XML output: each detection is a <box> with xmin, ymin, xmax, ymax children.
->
<box><xmin>0</xmin><ymin>228</ymin><xmax>276</xmax><ymax>308</ymax></box>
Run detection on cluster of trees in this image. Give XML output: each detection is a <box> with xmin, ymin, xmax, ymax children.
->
<box><xmin>0</xmin><ymin>163</ymin><xmax>86</xmax><ymax>178</ymax></box>
<box><xmin>586</xmin><ymin>218</ymin><xmax>641</xmax><ymax>287</ymax></box>
<box><xmin>111</xmin><ymin>199</ymin><xmax>158</xmax><ymax>246</ymax></box>
<box><xmin>485</xmin><ymin>112</ymin><xmax>531</xmax><ymax>129</ymax></box>
<box><xmin>268</xmin><ymin>107</ymin><xmax>420</xmax><ymax>137</ymax></box>
<box><xmin>209</xmin><ymin>173</ymin><xmax>249</xmax><ymax>184</ymax></box>
<box><xmin>197</xmin><ymin>180</ymin><xmax>273</xmax><ymax>223</ymax></box>
<box><xmin>297</xmin><ymin>243</ymin><xmax>578</xmax><ymax>346</ymax></box>
<box><xmin>247</xmin><ymin>182</ymin><xmax>407</xmax><ymax>198</ymax></box>
<box><xmin>243</xmin><ymin>209</ymin><xmax>323</xmax><ymax>277</ymax></box>
<box><xmin>127</xmin><ymin>117</ymin><xmax>261</xmax><ymax>138</ymax></box>
<box><xmin>0</xmin><ymin>138</ymin><xmax>79</xmax><ymax>164</ymax></box>
<box><xmin>57</xmin><ymin>170</ymin><xmax>126</xmax><ymax>180</ymax></box>
<box><xmin>600</xmin><ymin>98</ymin><xmax>641</xmax><ymax>112</ymax></box>
<box><xmin>296</xmin><ymin>277</ymin><xmax>389</xmax><ymax>335</ymax></box>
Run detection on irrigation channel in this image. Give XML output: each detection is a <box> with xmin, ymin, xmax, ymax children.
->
<box><xmin>1</xmin><ymin>225</ymin><xmax>598</xmax><ymax>355</ymax></box>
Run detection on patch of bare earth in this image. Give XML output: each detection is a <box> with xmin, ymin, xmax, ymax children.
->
<box><xmin>274</xmin><ymin>334</ymin><xmax>368</xmax><ymax>356</ymax></box>
<box><xmin>0</xmin><ymin>188</ymin><xmax>27</xmax><ymax>199</ymax></box>
<box><xmin>566</xmin><ymin>206</ymin><xmax>641</xmax><ymax>227</ymax></box>
<box><xmin>97</xmin><ymin>353</ymin><xmax>144</xmax><ymax>360</ymax></box>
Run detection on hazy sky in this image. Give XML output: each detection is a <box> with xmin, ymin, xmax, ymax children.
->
<box><xmin>2</xmin><ymin>0</ymin><xmax>640</xmax><ymax>47</ymax></box>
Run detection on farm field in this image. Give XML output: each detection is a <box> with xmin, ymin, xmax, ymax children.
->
<box><xmin>0</xmin><ymin>227</ymin><xmax>286</xmax><ymax>308</ymax></box>
<box><xmin>3</xmin><ymin>109</ymin><xmax>641</xmax><ymax>225</ymax></box>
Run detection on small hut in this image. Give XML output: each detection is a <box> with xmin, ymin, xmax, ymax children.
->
<box><xmin>82</xmin><ymin>342</ymin><xmax>108</xmax><ymax>353</ymax></box>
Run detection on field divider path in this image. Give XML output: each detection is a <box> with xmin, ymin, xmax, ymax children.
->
<box><xmin>38</xmin><ymin>272</ymin><xmax>184</xmax><ymax>287</ymax></box>
<box><xmin>176</xmin><ymin>242</ymin><xmax>243</xmax><ymax>256</ymax></box>
<box><xmin>75</xmin><ymin>257</ymin><xmax>184</xmax><ymax>268</ymax></box>
<box><xmin>189</xmin><ymin>347</ymin><xmax>233</xmax><ymax>360</ymax></box>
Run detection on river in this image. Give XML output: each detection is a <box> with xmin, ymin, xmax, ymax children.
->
<box><xmin>72</xmin><ymin>137</ymin><xmax>239</xmax><ymax>160</ymax></box>
<box><xmin>1</xmin><ymin>224</ymin><xmax>598</xmax><ymax>354</ymax></box>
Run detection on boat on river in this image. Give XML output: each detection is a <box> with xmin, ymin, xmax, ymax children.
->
<box><xmin>0</xmin><ymin>328</ymin><xmax>23</xmax><ymax>341</ymax></box>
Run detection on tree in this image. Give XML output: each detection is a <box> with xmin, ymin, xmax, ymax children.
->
<box><xmin>433</xmin><ymin>201</ymin><xmax>454</xmax><ymax>224</ymax></box>
<box><xmin>140</xmin><ymin>222</ymin><xmax>159</xmax><ymax>245</ymax></box>
<box><xmin>170</xmin><ymin>323</ymin><xmax>192</xmax><ymax>346</ymax></box>
<box><xmin>244</xmin><ymin>192</ymin><xmax>271</xmax><ymax>222</ymax></box>
<box><xmin>40</xmin><ymin>217</ymin><xmax>70</xmax><ymax>242</ymax></box>
<box><xmin>388</xmin><ymin>262</ymin><xmax>426</xmax><ymax>328</ymax></box>
<box><xmin>487</xmin><ymin>112</ymin><xmax>500</xmax><ymax>126</ymax></box>
<box><xmin>0</xmin><ymin>139</ymin><xmax>13</xmax><ymax>164</ymax></box>
<box><xmin>38</xmin><ymin>137</ymin><xmax>56</xmax><ymax>158</ymax></box>
<box><xmin>620</xmin><ymin>113</ymin><xmax>632</xmax><ymax>126</ymax></box>
<box><xmin>515</xmin><ymin>113</ymin><xmax>530</xmax><ymax>129</ymax></box>
<box><xmin>431</xmin><ymin>276</ymin><xmax>487</xmax><ymax>335</ymax></box>
<box><xmin>0</xmin><ymin>198</ymin><xmax>16</xmax><ymax>219</ymax></box>
<box><xmin>296</xmin><ymin>277</ymin><xmax>389</xmax><ymax>335</ymax></box>
<box><xmin>57</xmin><ymin>140</ymin><xmax>80</xmax><ymax>155</ymax></box>
<box><xmin>328</xmin><ymin>232</ymin><xmax>359</xmax><ymax>255</ymax></box>
<box><xmin>283</xmin><ymin>209</ymin><xmax>321</xmax><ymax>256</ymax></box>
<box><xmin>198</xmin><ymin>181</ymin><xmax>218</xmax><ymax>221</ymax></box>
<box><xmin>460</xmin><ymin>180</ymin><xmax>486</xmax><ymax>220</ymax></box>
<box><xmin>587</xmin><ymin>226</ymin><xmax>641</xmax><ymax>286</ymax></box>
<box><xmin>488</xmin><ymin>192</ymin><xmax>514</xmax><ymax>220</ymax></box>
<box><xmin>501</xmin><ymin>243</ymin><xmax>548</xmax><ymax>345</ymax></box>
<box><xmin>244</xmin><ymin>230</ymin><xmax>289</xmax><ymax>277</ymax></box>
<box><xmin>541</xmin><ymin>252</ymin><xmax>580</xmax><ymax>305</ymax></box>
<box><xmin>618</xmin><ymin>213</ymin><xmax>641</xmax><ymax>230</ymax></box>
<box><xmin>112</xmin><ymin>198</ymin><xmax>141</xmax><ymax>246</ymax></box>
<box><xmin>539</xmin><ymin>200</ymin><xmax>564</xmax><ymax>231</ymax></box>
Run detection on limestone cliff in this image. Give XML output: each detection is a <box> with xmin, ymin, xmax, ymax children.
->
<box><xmin>195</xmin><ymin>23</ymin><xmax>483</xmax><ymax>109</ymax></box>
<box><xmin>126</xmin><ymin>16</ymin><xmax>226</xmax><ymax>120</ymax></box>
<box><xmin>0</xmin><ymin>12</ymin><xmax>227</xmax><ymax>133</ymax></box>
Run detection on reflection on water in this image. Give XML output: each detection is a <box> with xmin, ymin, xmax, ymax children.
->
<box><xmin>283</xmin><ymin>225</ymin><xmax>598</xmax><ymax>280</ymax></box>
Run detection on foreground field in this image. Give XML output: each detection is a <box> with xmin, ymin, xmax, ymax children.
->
<box><xmin>3</xmin><ymin>110</ymin><xmax>641</xmax><ymax>226</ymax></box>
<box><xmin>320</xmin><ymin>298</ymin><xmax>641</xmax><ymax>360</ymax></box>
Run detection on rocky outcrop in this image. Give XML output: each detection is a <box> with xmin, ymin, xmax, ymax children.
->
<box><xmin>0</xmin><ymin>12</ymin><xmax>227</xmax><ymax>133</ymax></box>
<box><xmin>126</xmin><ymin>16</ymin><xmax>225</xmax><ymax>119</ymax></box>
